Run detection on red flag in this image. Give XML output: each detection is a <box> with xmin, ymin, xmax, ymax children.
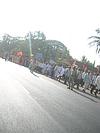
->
<box><xmin>16</xmin><ymin>51</ymin><xmax>23</xmax><ymax>57</ymax></box>
<box><xmin>83</xmin><ymin>64</ymin><xmax>87</xmax><ymax>71</ymax></box>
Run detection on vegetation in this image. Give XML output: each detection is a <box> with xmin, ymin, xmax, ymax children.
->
<box><xmin>81</xmin><ymin>56</ymin><xmax>95</xmax><ymax>70</ymax></box>
<box><xmin>0</xmin><ymin>31</ymin><xmax>70</xmax><ymax>63</ymax></box>
<box><xmin>0</xmin><ymin>30</ymin><xmax>95</xmax><ymax>69</ymax></box>
<box><xmin>89</xmin><ymin>28</ymin><xmax>100</xmax><ymax>53</ymax></box>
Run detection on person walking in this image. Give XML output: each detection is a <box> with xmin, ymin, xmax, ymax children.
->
<box><xmin>95</xmin><ymin>73</ymin><xmax>100</xmax><ymax>97</ymax></box>
<box><xmin>90</xmin><ymin>73</ymin><xmax>97</xmax><ymax>94</ymax></box>
<box><xmin>83</xmin><ymin>71</ymin><xmax>90</xmax><ymax>92</ymax></box>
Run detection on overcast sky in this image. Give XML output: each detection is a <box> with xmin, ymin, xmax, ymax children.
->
<box><xmin>0</xmin><ymin>0</ymin><xmax>100</xmax><ymax>65</ymax></box>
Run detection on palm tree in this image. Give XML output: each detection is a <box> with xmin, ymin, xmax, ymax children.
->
<box><xmin>89</xmin><ymin>28</ymin><xmax>100</xmax><ymax>53</ymax></box>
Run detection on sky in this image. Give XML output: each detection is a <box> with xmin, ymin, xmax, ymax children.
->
<box><xmin>0</xmin><ymin>0</ymin><xmax>100</xmax><ymax>65</ymax></box>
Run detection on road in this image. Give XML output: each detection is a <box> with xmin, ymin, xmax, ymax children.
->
<box><xmin>0</xmin><ymin>58</ymin><xmax>100</xmax><ymax>133</ymax></box>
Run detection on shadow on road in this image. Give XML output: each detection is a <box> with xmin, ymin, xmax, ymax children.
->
<box><xmin>33</xmin><ymin>73</ymin><xmax>39</xmax><ymax>78</ymax></box>
<box><xmin>72</xmin><ymin>89</ymin><xmax>98</xmax><ymax>103</ymax></box>
<box><xmin>30</xmin><ymin>71</ymin><xmax>39</xmax><ymax>78</ymax></box>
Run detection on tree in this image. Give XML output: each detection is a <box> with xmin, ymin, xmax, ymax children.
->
<box><xmin>81</xmin><ymin>56</ymin><xmax>94</xmax><ymax>70</ymax></box>
<box><xmin>1</xmin><ymin>34</ymin><xmax>12</xmax><ymax>52</ymax></box>
<box><xmin>24</xmin><ymin>31</ymin><xmax>46</xmax><ymax>58</ymax></box>
<box><xmin>81</xmin><ymin>56</ymin><xmax>87</xmax><ymax>63</ymax></box>
<box><xmin>89</xmin><ymin>28</ymin><xmax>100</xmax><ymax>53</ymax></box>
<box><xmin>33</xmin><ymin>31</ymin><xmax>46</xmax><ymax>40</ymax></box>
<box><xmin>0</xmin><ymin>31</ymin><xmax>70</xmax><ymax>64</ymax></box>
<box><xmin>43</xmin><ymin>40</ymin><xmax>70</xmax><ymax>62</ymax></box>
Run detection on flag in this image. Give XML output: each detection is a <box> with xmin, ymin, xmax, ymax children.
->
<box><xmin>83</xmin><ymin>64</ymin><xmax>87</xmax><ymax>71</ymax></box>
<box><xmin>16</xmin><ymin>51</ymin><xmax>23</xmax><ymax>57</ymax></box>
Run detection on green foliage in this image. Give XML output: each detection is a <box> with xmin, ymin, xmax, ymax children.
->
<box><xmin>81</xmin><ymin>56</ymin><xmax>87</xmax><ymax>63</ymax></box>
<box><xmin>0</xmin><ymin>31</ymin><xmax>70</xmax><ymax>63</ymax></box>
<box><xmin>89</xmin><ymin>28</ymin><xmax>100</xmax><ymax>53</ymax></box>
<box><xmin>81</xmin><ymin>55</ymin><xmax>95</xmax><ymax>70</ymax></box>
<box><xmin>33</xmin><ymin>31</ymin><xmax>46</xmax><ymax>40</ymax></box>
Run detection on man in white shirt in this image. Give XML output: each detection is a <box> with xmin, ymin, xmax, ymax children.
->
<box><xmin>90</xmin><ymin>73</ymin><xmax>97</xmax><ymax>94</ymax></box>
<box><xmin>95</xmin><ymin>73</ymin><xmax>100</xmax><ymax>96</ymax></box>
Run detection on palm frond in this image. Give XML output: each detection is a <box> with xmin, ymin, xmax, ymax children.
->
<box><xmin>96</xmin><ymin>28</ymin><xmax>100</xmax><ymax>34</ymax></box>
<box><xmin>89</xmin><ymin>40</ymin><xmax>100</xmax><ymax>48</ymax></box>
<box><xmin>96</xmin><ymin>43</ymin><xmax>100</xmax><ymax>53</ymax></box>
<box><xmin>89</xmin><ymin>36</ymin><xmax>100</xmax><ymax>40</ymax></box>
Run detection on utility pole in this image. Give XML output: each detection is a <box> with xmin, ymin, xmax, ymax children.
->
<box><xmin>29</xmin><ymin>32</ymin><xmax>33</xmax><ymax>58</ymax></box>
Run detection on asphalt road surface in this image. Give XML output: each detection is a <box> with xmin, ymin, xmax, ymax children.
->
<box><xmin>0</xmin><ymin>58</ymin><xmax>100</xmax><ymax>133</ymax></box>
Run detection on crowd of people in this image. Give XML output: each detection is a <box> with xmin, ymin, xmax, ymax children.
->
<box><xmin>3</xmin><ymin>53</ymin><xmax>100</xmax><ymax>98</ymax></box>
<box><xmin>29</xmin><ymin>60</ymin><xmax>100</xmax><ymax>97</ymax></box>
